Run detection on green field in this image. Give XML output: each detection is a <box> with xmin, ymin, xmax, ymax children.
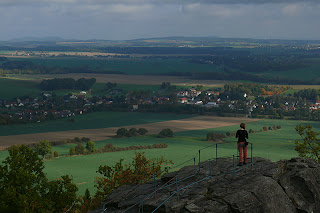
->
<box><xmin>0</xmin><ymin>77</ymin><xmax>86</xmax><ymax>99</ymax></box>
<box><xmin>1</xmin><ymin>119</ymin><xmax>317</xmax><ymax>196</ymax></box>
<box><xmin>43</xmin><ymin>119</ymin><xmax>320</xmax><ymax>195</ymax></box>
<box><xmin>0</xmin><ymin>77</ymin><xmax>189</xmax><ymax>99</ymax></box>
<box><xmin>0</xmin><ymin>111</ymin><xmax>194</xmax><ymax>136</ymax></box>
<box><xmin>12</xmin><ymin>57</ymin><xmax>223</xmax><ymax>75</ymax></box>
<box><xmin>0</xmin><ymin>78</ymin><xmax>41</xmax><ymax>99</ymax></box>
<box><xmin>263</xmin><ymin>64</ymin><xmax>320</xmax><ymax>81</ymax></box>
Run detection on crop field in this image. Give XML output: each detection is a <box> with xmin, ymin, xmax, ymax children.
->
<box><xmin>0</xmin><ymin>111</ymin><xmax>194</xmax><ymax>137</ymax></box>
<box><xmin>0</xmin><ymin>115</ymin><xmax>255</xmax><ymax>147</ymax></box>
<box><xmin>1</xmin><ymin>118</ymin><xmax>316</xmax><ymax>196</ymax></box>
<box><xmin>0</xmin><ymin>78</ymin><xmax>41</xmax><ymax>99</ymax></box>
<box><xmin>263</xmin><ymin>64</ymin><xmax>320</xmax><ymax>81</ymax></box>
<box><xmin>0</xmin><ymin>76</ymin><xmax>192</xmax><ymax>99</ymax></box>
<box><xmin>0</xmin><ymin>77</ymin><xmax>85</xmax><ymax>99</ymax></box>
<box><xmin>11</xmin><ymin>57</ymin><xmax>223</xmax><ymax>75</ymax></box>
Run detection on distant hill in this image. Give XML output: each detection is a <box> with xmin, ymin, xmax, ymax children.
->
<box><xmin>9</xmin><ymin>36</ymin><xmax>66</xmax><ymax>42</ymax></box>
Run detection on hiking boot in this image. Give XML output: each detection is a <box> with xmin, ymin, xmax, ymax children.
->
<box><xmin>237</xmin><ymin>162</ymin><xmax>243</xmax><ymax>166</ymax></box>
<box><xmin>243</xmin><ymin>162</ymin><xmax>247</xmax><ymax>165</ymax></box>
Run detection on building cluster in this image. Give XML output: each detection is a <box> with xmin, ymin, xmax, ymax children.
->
<box><xmin>1</xmin><ymin>87</ymin><xmax>320</xmax><ymax>124</ymax></box>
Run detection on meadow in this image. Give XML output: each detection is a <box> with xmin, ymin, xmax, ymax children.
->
<box><xmin>1</xmin><ymin>119</ymin><xmax>316</xmax><ymax>195</ymax></box>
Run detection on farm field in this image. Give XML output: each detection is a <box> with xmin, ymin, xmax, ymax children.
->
<box><xmin>1</xmin><ymin>118</ymin><xmax>316</xmax><ymax>196</ymax></box>
<box><xmin>263</xmin><ymin>64</ymin><xmax>320</xmax><ymax>81</ymax></box>
<box><xmin>0</xmin><ymin>111</ymin><xmax>194</xmax><ymax>137</ymax></box>
<box><xmin>0</xmin><ymin>115</ymin><xmax>255</xmax><ymax>147</ymax></box>
<box><xmin>5</xmin><ymin>55</ymin><xmax>320</xmax><ymax>82</ymax></box>
<box><xmin>8</xmin><ymin>73</ymin><xmax>227</xmax><ymax>86</ymax></box>
<box><xmin>9</xmin><ymin>73</ymin><xmax>320</xmax><ymax>91</ymax></box>
<box><xmin>0</xmin><ymin>76</ymin><xmax>221</xmax><ymax>102</ymax></box>
<box><xmin>43</xmin><ymin>119</ymin><xmax>320</xmax><ymax>195</ymax></box>
<box><xmin>10</xmin><ymin>57</ymin><xmax>223</xmax><ymax>75</ymax></box>
<box><xmin>0</xmin><ymin>78</ymin><xmax>41</xmax><ymax>99</ymax></box>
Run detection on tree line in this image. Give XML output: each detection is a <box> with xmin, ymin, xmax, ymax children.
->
<box><xmin>40</xmin><ymin>78</ymin><xmax>96</xmax><ymax>90</ymax></box>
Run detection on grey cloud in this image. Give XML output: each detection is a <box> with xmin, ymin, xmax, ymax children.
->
<box><xmin>0</xmin><ymin>0</ymin><xmax>319</xmax><ymax>5</ymax></box>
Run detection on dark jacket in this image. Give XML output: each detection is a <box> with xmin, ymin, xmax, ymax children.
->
<box><xmin>236</xmin><ymin>129</ymin><xmax>248</xmax><ymax>143</ymax></box>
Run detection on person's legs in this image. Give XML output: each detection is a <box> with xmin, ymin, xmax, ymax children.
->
<box><xmin>238</xmin><ymin>143</ymin><xmax>243</xmax><ymax>164</ymax></box>
<box><xmin>243</xmin><ymin>145</ymin><xmax>248</xmax><ymax>164</ymax></box>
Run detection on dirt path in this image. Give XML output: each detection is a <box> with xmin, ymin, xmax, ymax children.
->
<box><xmin>0</xmin><ymin>116</ymin><xmax>258</xmax><ymax>148</ymax></box>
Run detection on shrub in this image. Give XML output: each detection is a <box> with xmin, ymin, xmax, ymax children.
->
<box><xmin>104</xmin><ymin>143</ymin><xmax>113</xmax><ymax>149</ymax></box>
<box><xmin>207</xmin><ymin>132</ymin><xmax>213</xmax><ymax>141</ymax></box>
<box><xmin>249</xmin><ymin>129</ymin><xmax>254</xmax><ymax>134</ymax></box>
<box><xmin>268</xmin><ymin>126</ymin><xmax>272</xmax><ymax>130</ymax></box>
<box><xmin>75</xmin><ymin>143</ymin><xmax>85</xmax><ymax>155</ymax></box>
<box><xmin>86</xmin><ymin>141</ymin><xmax>96</xmax><ymax>152</ymax></box>
<box><xmin>69</xmin><ymin>147</ymin><xmax>76</xmax><ymax>155</ymax></box>
<box><xmin>158</xmin><ymin>129</ymin><xmax>173</xmax><ymax>138</ymax></box>
<box><xmin>207</xmin><ymin>132</ymin><xmax>226</xmax><ymax>141</ymax></box>
<box><xmin>272</xmin><ymin>125</ymin><xmax>277</xmax><ymax>130</ymax></box>
<box><xmin>54</xmin><ymin>151</ymin><xmax>59</xmax><ymax>157</ymax></box>
<box><xmin>116</xmin><ymin>128</ymin><xmax>128</xmax><ymax>137</ymax></box>
<box><xmin>81</xmin><ymin>137</ymin><xmax>91</xmax><ymax>142</ymax></box>
<box><xmin>103</xmin><ymin>143</ymin><xmax>114</xmax><ymax>152</ymax></box>
<box><xmin>50</xmin><ymin>140</ymin><xmax>68</xmax><ymax>146</ymax></box>
<box><xmin>138</xmin><ymin>128</ymin><xmax>148</xmax><ymax>135</ymax></box>
<box><xmin>152</xmin><ymin>143</ymin><xmax>168</xmax><ymax>148</ymax></box>
<box><xmin>74</xmin><ymin>137</ymin><xmax>81</xmax><ymax>142</ymax></box>
<box><xmin>277</xmin><ymin>125</ymin><xmax>282</xmax><ymax>129</ymax></box>
<box><xmin>94</xmin><ymin>152</ymin><xmax>173</xmax><ymax>205</ymax></box>
<box><xmin>226</xmin><ymin>132</ymin><xmax>231</xmax><ymax>137</ymax></box>
<box><xmin>263</xmin><ymin>126</ymin><xmax>268</xmax><ymax>131</ymax></box>
<box><xmin>127</xmin><ymin>128</ymin><xmax>138</xmax><ymax>137</ymax></box>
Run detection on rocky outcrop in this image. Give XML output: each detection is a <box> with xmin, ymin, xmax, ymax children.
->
<box><xmin>94</xmin><ymin>157</ymin><xmax>320</xmax><ymax>213</ymax></box>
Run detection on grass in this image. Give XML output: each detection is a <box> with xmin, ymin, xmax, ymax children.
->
<box><xmin>0</xmin><ymin>111</ymin><xmax>194</xmax><ymax>136</ymax></box>
<box><xmin>0</xmin><ymin>118</ymin><xmax>319</xmax><ymax>196</ymax></box>
<box><xmin>2</xmin><ymin>119</ymin><xmax>316</xmax><ymax>196</ymax></box>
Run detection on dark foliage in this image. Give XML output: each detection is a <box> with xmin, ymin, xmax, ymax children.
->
<box><xmin>40</xmin><ymin>78</ymin><xmax>96</xmax><ymax>91</ymax></box>
<box><xmin>158</xmin><ymin>128</ymin><xmax>173</xmax><ymax>138</ymax></box>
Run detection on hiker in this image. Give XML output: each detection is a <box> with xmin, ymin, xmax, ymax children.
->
<box><xmin>236</xmin><ymin>123</ymin><xmax>248</xmax><ymax>166</ymax></box>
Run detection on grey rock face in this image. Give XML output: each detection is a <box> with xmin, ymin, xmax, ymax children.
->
<box><xmin>96</xmin><ymin>157</ymin><xmax>320</xmax><ymax>213</ymax></box>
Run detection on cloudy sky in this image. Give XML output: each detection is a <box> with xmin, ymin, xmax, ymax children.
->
<box><xmin>1</xmin><ymin>0</ymin><xmax>320</xmax><ymax>41</ymax></box>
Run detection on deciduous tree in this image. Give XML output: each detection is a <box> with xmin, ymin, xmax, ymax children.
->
<box><xmin>34</xmin><ymin>140</ymin><xmax>52</xmax><ymax>158</ymax></box>
<box><xmin>86</xmin><ymin>141</ymin><xmax>96</xmax><ymax>152</ymax></box>
<box><xmin>295</xmin><ymin>124</ymin><xmax>320</xmax><ymax>163</ymax></box>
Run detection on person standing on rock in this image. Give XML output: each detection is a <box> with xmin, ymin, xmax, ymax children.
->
<box><xmin>236</xmin><ymin>123</ymin><xmax>248</xmax><ymax>166</ymax></box>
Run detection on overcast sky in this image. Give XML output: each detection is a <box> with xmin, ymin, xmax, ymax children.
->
<box><xmin>1</xmin><ymin>0</ymin><xmax>320</xmax><ymax>41</ymax></box>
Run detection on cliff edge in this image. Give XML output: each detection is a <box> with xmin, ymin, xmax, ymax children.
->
<box><xmin>94</xmin><ymin>157</ymin><xmax>320</xmax><ymax>213</ymax></box>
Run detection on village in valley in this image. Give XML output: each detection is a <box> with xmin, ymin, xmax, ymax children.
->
<box><xmin>1</xmin><ymin>81</ymin><xmax>320</xmax><ymax>125</ymax></box>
